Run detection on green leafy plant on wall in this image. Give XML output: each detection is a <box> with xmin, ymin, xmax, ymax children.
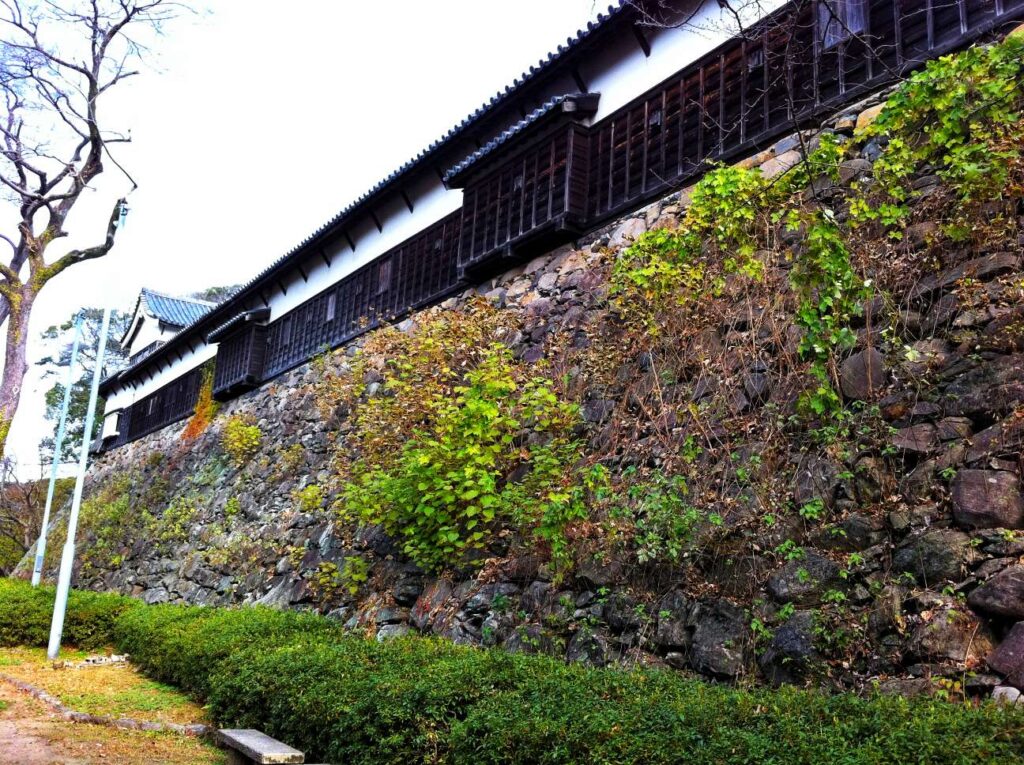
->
<box><xmin>610</xmin><ymin>34</ymin><xmax>1024</xmax><ymax>419</ymax></box>
<box><xmin>295</xmin><ymin>484</ymin><xmax>324</xmax><ymax>514</ymax></box>
<box><xmin>611</xmin><ymin>162</ymin><xmax>769</xmax><ymax>333</ymax></box>
<box><xmin>852</xmin><ymin>35</ymin><xmax>1024</xmax><ymax>230</ymax></box>
<box><xmin>223</xmin><ymin>496</ymin><xmax>242</xmax><ymax>522</ymax></box>
<box><xmin>153</xmin><ymin>496</ymin><xmax>198</xmax><ymax>547</ymax></box>
<box><xmin>220</xmin><ymin>414</ymin><xmax>263</xmax><ymax>467</ymax></box>
<box><xmin>340</xmin><ymin>555</ymin><xmax>370</xmax><ymax>595</ymax></box>
<box><xmin>610</xmin><ymin>120</ymin><xmax>874</xmax><ymax>417</ymax></box>
<box><xmin>76</xmin><ymin>475</ymin><xmax>135</xmax><ymax>573</ymax></box>
<box><xmin>341</xmin><ymin>341</ymin><xmax>586</xmax><ymax>573</ymax></box>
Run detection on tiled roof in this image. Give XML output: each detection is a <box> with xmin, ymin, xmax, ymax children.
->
<box><xmin>444</xmin><ymin>93</ymin><xmax>600</xmax><ymax>185</ymax></box>
<box><xmin>141</xmin><ymin>289</ymin><xmax>216</xmax><ymax>328</ymax></box>
<box><xmin>206</xmin><ymin>307</ymin><xmax>272</xmax><ymax>343</ymax></box>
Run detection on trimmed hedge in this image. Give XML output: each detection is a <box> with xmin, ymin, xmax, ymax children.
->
<box><xmin>1</xmin><ymin>577</ymin><xmax>1022</xmax><ymax>764</ymax></box>
<box><xmin>0</xmin><ymin>578</ymin><xmax>135</xmax><ymax>650</ymax></box>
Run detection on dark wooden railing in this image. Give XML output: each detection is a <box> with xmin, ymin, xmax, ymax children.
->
<box><xmin>458</xmin><ymin>124</ymin><xmax>591</xmax><ymax>276</ymax></box>
<box><xmin>119</xmin><ymin>366</ymin><xmax>204</xmax><ymax>444</ymax></box>
<box><xmin>588</xmin><ymin>0</ymin><xmax>1024</xmax><ymax>222</ymax></box>
<box><xmin>103</xmin><ymin>0</ymin><xmax>1024</xmax><ymax>450</ymax></box>
<box><xmin>261</xmin><ymin>210</ymin><xmax>463</xmax><ymax>380</ymax></box>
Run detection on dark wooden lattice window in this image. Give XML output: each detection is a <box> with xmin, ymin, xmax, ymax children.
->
<box><xmin>124</xmin><ymin>365</ymin><xmax>203</xmax><ymax>442</ymax></box>
<box><xmin>820</xmin><ymin>0</ymin><xmax>868</xmax><ymax>48</ymax></box>
<box><xmin>377</xmin><ymin>258</ymin><xmax>393</xmax><ymax>295</ymax></box>
<box><xmin>260</xmin><ymin>210</ymin><xmax>462</xmax><ymax>380</ymax></box>
<box><xmin>457</xmin><ymin>124</ymin><xmax>590</xmax><ymax>277</ymax></box>
<box><xmin>213</xmin><ymin>323</ymin><xmax>268</xmax><ymax>401</ymax></box>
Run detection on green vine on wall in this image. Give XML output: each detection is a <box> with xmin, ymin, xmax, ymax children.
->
<box><xmin>610</xmin><ymin>163</ymin><xmax>770</xmax><ymax>333</ymax></box>
<box><xmin>852</xmin><ymin>35</ymin><xmax>1024</xmax><ymax>231</ymax></box>
<box><xmin>612</xmin><ymin>131</ymin><xmax>866</xmax><ymax>414</ymax></box>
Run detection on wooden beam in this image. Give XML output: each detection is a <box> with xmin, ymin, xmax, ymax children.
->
<box><xmin>370</xmin><ymin>211</ymin><xmax>383</xmax><ymax>233</ymax></box>
<box><xmin>344</xmin><ymin>230</ymin><xmax>357</xmax><ymax>251</ymax></box>
<box><xmin>572</xmin><ymin>68</ymin><xmax>588</xmax><ymax>93</ymax></box>
<box><xmin>298</xmin><ymin>263</ymin><xmax>308</xmax><ymax>282</ymax></box>
<box><xmin>259</xmin><ymin>291</ymin><xmax>270</xmax><ymax>307</ymax></box>
<box><xmin>632</xmin><ymin>24</ymin><xmax>651</xmax><ymax>57</ymax></box>
<box><xmin>319</xmin><ymin>249</ymin><xmax>333</xmax><ymax>267</ymax></box>
<box><xmin>277</xmin><ymin>280</ymin><xmax>288</xmax><ymax>297</ymax></box>
<box><xmin>400</xmin><ymin>190</ymin><xmax>415</xmax><ymax>213</ymax></box>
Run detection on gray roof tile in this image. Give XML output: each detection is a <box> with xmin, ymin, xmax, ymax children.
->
<box><xmin>141</xmin><ymin>289</ymin><xmax>216</xmax><ymax>328</ymax></box>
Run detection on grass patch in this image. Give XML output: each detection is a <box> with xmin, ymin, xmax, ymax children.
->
<box><xmin>45</xmin><ymin>723</ymin><xmax>226</xmax><ymax>765</ymax></box>
<box><xmin>0</xmin><ymin>646</ymin><xmax>208</xmax><ymax>725</ymax></box>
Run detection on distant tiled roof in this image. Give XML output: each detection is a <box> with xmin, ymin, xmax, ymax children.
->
<box><xmin>141</xmin><ymin>289</ymin><xmax>216</xmax><ymax>328</ymax></box>
<box><xmin>444</xmin><ymin>93</ymin><xmax>600</xmax><ymax>186</ymax></box>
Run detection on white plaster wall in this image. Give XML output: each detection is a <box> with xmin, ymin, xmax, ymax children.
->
<box><xmin>125</xmin><ymin>315</ymin><xmax>175</xmax><ymax>358</ymax></box>
<box><xmin>264</xmin><ymin>178</ymin><xmax>463</xmax><ymax>322</ymax></box>
<box><xmin>583</xmin><ymin>0</ymin><xmax>788</xmax><ymax>124</ymax></box>
<box><xmin>101</xmin><ymin>407</ymin><xmax>122</xmax><ymax>439</ymax></box>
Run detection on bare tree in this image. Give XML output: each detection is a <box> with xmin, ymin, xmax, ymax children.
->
<box><xmin>0</xmin><ymin>456</ymin><xmax>44</xmax><ymax>572</ymax></box>
<box><xmin>0</xmin><ymin>0</ymin><xmax>184</xmax><ymax>455</ymax></box>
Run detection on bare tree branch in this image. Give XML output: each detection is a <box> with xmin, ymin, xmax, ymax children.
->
<box><xmin>0</xmin><ymin>0</ymin><xmax>189</xmax><ymax>454</ymax></box>
<box><xmin>35</xmin><ymin>196</ymin><xmax>124</xmax><ymax>284</ymax></box>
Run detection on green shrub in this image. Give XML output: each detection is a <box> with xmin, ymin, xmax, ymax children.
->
<box><xmin>341</xmin><ymin>342</ymin><xmax>586</xmax><ymax>573</ymax></box>
<box><xmin>221</xmin><ymin>414</ymin><xmax>263</xmax><ymax>466</ymax></box>
<box><xmin>0</xmin><ymin>577</ymin><xmax>1021</xmax><ymax>764</ymax></box>
<box><xmin>0</xmin><ymin>579</ymin><xmax>136</xmax><ymax>650</ymax></box>
<box><xmin>113</xmin><ymin>601</ymin><xmax>338</xmax><ymax>698</ymax></box>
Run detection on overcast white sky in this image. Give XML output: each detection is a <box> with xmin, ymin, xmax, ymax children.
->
<box><xmin>5</xmin><ymin>0</ymin><xmax>604</xmax><ymax>472</ymax></box>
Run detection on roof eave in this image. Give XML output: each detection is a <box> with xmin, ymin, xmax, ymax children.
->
<box><xmin>444</xmin><ymin>93</ymin><xmax>601</xmax><ymax>188</ymax></box>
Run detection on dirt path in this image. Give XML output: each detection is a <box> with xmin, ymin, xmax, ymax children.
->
<box><xmin>0</xmin><ymin>683</ymin><xmax>223</xmax><ymax>765</ymax></box>
<box><xmin>0</xmin><ymin>684</ymin><xmax>86</xmax><ymax>764</ymax></box>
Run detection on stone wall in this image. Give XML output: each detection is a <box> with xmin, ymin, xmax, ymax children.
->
<box><xmin>20</xmin><ymin>84</ymin><xmax>1024</xmax><ymax>702</ymax></box>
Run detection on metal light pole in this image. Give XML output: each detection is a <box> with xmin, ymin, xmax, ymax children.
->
<box><xmin>32</xmin><ymin>314</ymin><xmax>85</xmax><ymax>587</ymax></box>
<box><xmin>47</xmin><ymin>307</ymin><xmax>111</xmax><ymax>660</ymax></box>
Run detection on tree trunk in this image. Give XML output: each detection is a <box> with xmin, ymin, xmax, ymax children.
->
<box><xmin>0</xmin><ymin>288</ymin><xmax>35</xmax><ymax>457</ymax></box>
